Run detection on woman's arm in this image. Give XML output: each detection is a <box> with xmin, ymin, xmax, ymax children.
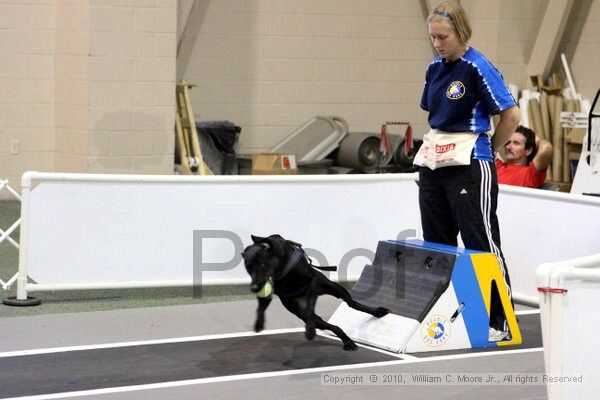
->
<box><xmin>491</xmin><ymin>106</ymin><xmax>520</xmax><ymax>153</ymax></box>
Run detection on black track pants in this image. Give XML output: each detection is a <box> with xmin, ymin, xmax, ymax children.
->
<box><xmin>418</xmin><ymin>159</ymin><xmax>512</xmax><ymax>331</ymax></box>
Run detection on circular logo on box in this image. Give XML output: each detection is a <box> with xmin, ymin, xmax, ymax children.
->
<box><xmin>421</xmin><ymin>315</ymin><xmax>451</xmax><ymax>347</ymax></box>
<box><xmin>446</xmin><ymin>81</ymin><xmax>466</xmax><ymax>99</ymax></box>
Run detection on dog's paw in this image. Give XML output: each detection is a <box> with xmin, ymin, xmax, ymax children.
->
<box><xmin>343</xmin><ymin>341</ymin><xmax>358</xmax><ymax>351</ymax></box>
<box><xmin>305</xmin><ymin>323</ymin><xmax>316</xmax><ymax>341</ymax></box>
<box><xmin>373</xmin><ymin>307</ymin><xmax>390</xmax><ymax>318</ymax></box>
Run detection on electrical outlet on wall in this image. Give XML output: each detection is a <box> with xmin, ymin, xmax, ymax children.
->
<box><xmin>10</xmin><ymin>140</ymin><xmax>20</xmax><ymax>155</ymax></box>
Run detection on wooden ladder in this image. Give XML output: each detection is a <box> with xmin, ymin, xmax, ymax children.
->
<box><xmin>175</xmin><ymin>81</ymin><xmax>212</xmax><ymax>175</ymax></box>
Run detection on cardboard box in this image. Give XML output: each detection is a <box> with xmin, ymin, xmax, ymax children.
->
<box><xmin>252</xmin><ymin>153</ymin><xmax>298</xmax><ymax>175</ymax></box>
<box><xmin>565</xmin><ymin>128</ymin><xmax>586</xmax><ymax>145</ymax></box>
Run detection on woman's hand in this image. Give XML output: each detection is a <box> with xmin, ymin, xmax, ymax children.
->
<box><xmin>491</xmin><ymin>106</ymin><xmax>521</xmax><ymax>153</ymax></box>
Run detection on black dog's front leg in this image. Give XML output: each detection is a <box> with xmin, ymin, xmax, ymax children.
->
<box><xmin>254</xmin><ymin>296</ymin><xmax>272</xmax><ymax>332</ymax></box>
<box><xmin>313</xmin><ymin>315</ymin><xmax>358</xmax><ymax>351</ymax></box>
<box><xmin>304</xmin><ymin>277</ymin><xmax>319</xmax><ymax>341</ymax></box>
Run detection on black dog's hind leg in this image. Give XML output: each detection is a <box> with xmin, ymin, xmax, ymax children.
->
<box><xmin>254</xmin><ymin>296</ymin><xmax>272</xmax><ymax>332</ymax></box>
<box><xmin>279</xmin><ymin>296</ymin><xmax>318</xmax><ymax>341</ymax></box>
<box><xmin>322</xmin><ymin>281</ymin><xmax>390</xmax><ymax>317</ymax></box>
<box><xmin>313</xmin><ymin>315</ymin><xmax>358</xmax><ymax>351</ymax></box>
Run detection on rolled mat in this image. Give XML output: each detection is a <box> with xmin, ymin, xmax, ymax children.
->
<box><xmin>529</xmin><ymin>98</ymin><xmax>544</xmax><ymax>138</ymax></box>
<box><xmin>519</xmin><ymin>97</ymin><xmax>530</xmax><ymax>128</ymax></box>
<box><xmin>545</xmin><ymin>93</ymin><xmax>555</xmax><ymax>181</ymax></box>
<box><xmin>334</xmin><ymin>132</ymin><xmax>382</xmax><ymax>173</ymax></box>
<box><xmin>563</xmin><ymin>100</ymin><xmax>576</xmax><ymax>182</ymax></box>
<box><xmin>393</xmin><ymin>139</ymin><xmax>417</xmax><ymax>167</ymax></box>
<box><xmin>552</xmin><ymin>96</ymin><xmax>564</xmax><ymax>180</ymax></box>
<box><xmin>540</xmin><ymin>93</ymin><xmax>551</xmax><ymax>141</ymax></box>
<box><xmin>548</xmin><ymin>95</ymin><xmax>557</xmax><ymax>141</ymax></box>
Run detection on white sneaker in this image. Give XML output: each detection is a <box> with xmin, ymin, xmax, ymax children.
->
<box><xmin>488</xmin><ymin>327</ymin><xmax>509</xmax><ymax>342</ymax></box>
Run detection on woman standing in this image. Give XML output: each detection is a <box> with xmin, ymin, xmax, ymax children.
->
<box><xmin>414</xmin><ymin>1</ymin><xmax>520</xmax><ymax>341</ymax></box>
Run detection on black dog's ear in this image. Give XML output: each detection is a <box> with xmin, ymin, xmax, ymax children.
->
<box><xmin>251</xmin><ymin>235</ymin><xmax>272</xmax><ymax>251</ymax></box>
<box><xmin>263</xmin><ymin>235</ymin><xmax>287</xmax><ymax>257</ymax></box>
<box><xmin>251</xmin><ymin>235</ymin><xmax>265</xmax><ymax>244</ymax></box>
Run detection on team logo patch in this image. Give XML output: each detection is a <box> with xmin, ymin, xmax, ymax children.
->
<box><xmin>446</xmin><ymin>81</ymin><xmax>466</xmax><ymax>99</ymax></box>
<box><xmin>421</xmin><ymin>315</ymin><xmax>451</xmax><ymax>347</ymax></box>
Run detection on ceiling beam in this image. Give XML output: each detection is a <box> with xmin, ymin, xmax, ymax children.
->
<box><xmin>527</xmin><ymin>0</ymin><xmax>575</xmax><ymax>78</ymax></box>
<box><xmin>177</xmin><ymin>0</ymin><xmax>209</xmax><ymax>79</ymax></box>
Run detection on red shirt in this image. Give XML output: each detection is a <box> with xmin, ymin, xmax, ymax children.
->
<box><xmin>495</xmin><ymin>159</ymin><xmax>546</xmax><ymax>188</ymax></box>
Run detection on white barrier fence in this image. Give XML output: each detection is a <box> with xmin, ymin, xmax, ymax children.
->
<box><xmin>0</xmin><ymin>179</ymin><xmax>21</xmax><ymax>290</ymax></box>
<box><xmin>537</xmin><ymin>254</ymin><xmax>600</xmax><ymax>399</ymax></box>
<box><xmin>497</xmin><ymin>185</ymin><xmax>600</xmax><ymax>304</ymax></box>
<box><xmin>6</xmin><ymin>171</ymin><xmax>600</xmax><ymax>304</ymax></box>
<box><xmin>13</xmin><ymin>171</ymin><xmax>421</xmax><ymax>300</ymax></box>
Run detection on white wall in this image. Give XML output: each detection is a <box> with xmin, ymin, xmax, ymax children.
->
<box><xmin>0</xmin><ymin>0</ymin><xmax>57</xmax><ymax>196</ymax></box>
<box><xmin>55</xmin><ymin>0</ymin><xmax>89</xmax><ymax>172</ymax></box>
<box><xmin>179</xmin><ymin>0</ymin><xmax>434</xmax><ymax>153</ymax></box>
<box><xmin>1</xmin><ymin>0</ymin><xmax>177</xmax><ymax>199</ymax></box>
<box><xmin>85</xmin><ymin>0</ymin><xmax>176</xmax><ymax>174</ymax></box>
<box><xmin>178</xmin><ymin>0</ymin><xmax>556</xmax><ymax>154</ymax></box>
<box><xmin>2</xmin><ymin>1</ymin><xmax>600</xmax><ymax>198</ymax></box>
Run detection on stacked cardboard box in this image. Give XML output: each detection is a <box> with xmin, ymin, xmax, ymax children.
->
<box><xmin>252</xmin><ymin>154</ymin><xmax>297</xmax><ymax>175</ymax></box>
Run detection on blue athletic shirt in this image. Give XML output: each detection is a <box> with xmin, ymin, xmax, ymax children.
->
<box><xmin>420</xmin><ymin>47</ymin><xmax>517</xmax><ymax>161</ymax></box>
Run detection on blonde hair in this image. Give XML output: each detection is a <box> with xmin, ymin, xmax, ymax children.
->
<box><xmin>426</xmin><ymin>1</ymin><xmax>472</xmax><ymax>45</ymax></box>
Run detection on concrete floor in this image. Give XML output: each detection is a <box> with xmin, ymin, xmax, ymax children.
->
<box><xmin>0</xmin><ymin>297</ymin><xmax>550</xmax><ymax>400</ymax></box>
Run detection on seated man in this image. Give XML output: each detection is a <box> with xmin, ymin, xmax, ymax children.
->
<box><xmin>495</xmin><ymin>125</ymin><xmax>553</xmax><ymax>188</ymax></box>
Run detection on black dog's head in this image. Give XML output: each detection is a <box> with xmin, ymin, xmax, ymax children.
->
<box><xmin>242</xmin><ymin>234</ymin><xmax>288</xmax><ymax>293</ymax></box>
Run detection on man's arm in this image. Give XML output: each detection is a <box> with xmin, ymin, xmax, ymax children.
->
<box><xmin>491</xmin><ymin>106</ymin><xmax>521</xmax><ymax>153</ymax></box>
<box><xmin>533</xmin><ymin>136</ymin><xmax>553</xmax><ymax>172</ymax></box>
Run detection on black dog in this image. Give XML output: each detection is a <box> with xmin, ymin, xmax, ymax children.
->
<box><xmin>242</xmin><ymin>234</ymin><xmax>390</xmax><ymax>351</ymax></box>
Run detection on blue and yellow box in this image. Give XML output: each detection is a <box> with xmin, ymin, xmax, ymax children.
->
<box><xmin>329</xmin><ymin>239</ymin><xmax>522</xmax><ymax>353</ymax></box>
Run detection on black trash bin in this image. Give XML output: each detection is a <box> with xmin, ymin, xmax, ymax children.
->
<box><xmin>175</xmin><ymin>121</ymin><xmax>242</xmax><ymax>175</ymax></box>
